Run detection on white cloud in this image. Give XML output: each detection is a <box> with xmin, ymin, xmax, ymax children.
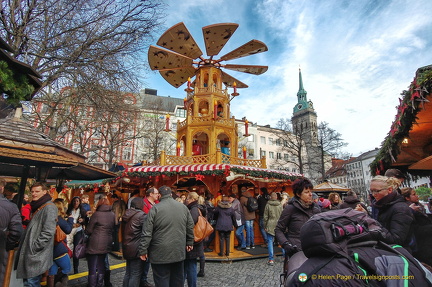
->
<box><xmin>146</xmin><ymin>0</ymin><xmax>432</xmax><ymax>156</ymax></box>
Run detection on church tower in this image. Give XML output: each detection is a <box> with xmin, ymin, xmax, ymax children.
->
<box><xmin>291</xmin><ymin>68</ymin><xmax>318</xmax><ymax>145</ymax></box>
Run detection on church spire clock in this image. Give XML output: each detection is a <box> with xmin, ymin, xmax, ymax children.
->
<box><xmin>293</xmin><ymin>68</ymin><xmax>312</xmax><ymax>113</ymax></box>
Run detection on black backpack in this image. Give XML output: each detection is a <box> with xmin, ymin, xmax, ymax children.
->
<box><xmin>300</xmin><ymin>208</ymin><xmax>382</xmax><ymax>258</ymax></box>
<box><xmin>246</xmin><ymin>196</ymin><xmax>258</xmax><ymax>212</ymax></box>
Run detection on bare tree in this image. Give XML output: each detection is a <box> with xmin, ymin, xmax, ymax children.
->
<box><xmin>1</xmin><ymin>0</ymin><xmax>165</xmax><ymax>144</ymax></box>
<box><xmin>273</xmin><ymin>118</ymin><xmax>348</xmax><ymax>182</ymax></box>
<box><xmin>272</xmin><ymin>118</ymin><xmax>310</xmax><ymax>175</ymax></box>
<box><xmin>137</xmin><ymin>97</ymin><xmax>176</xmax><ymax>162</ymax></box>
<box><xmin>317</xmin><ymin>122</ymin><xmax>349</xmax><ymax>180</ymax></box>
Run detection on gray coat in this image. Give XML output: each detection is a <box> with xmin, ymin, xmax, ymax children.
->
<box><xmin>139</xmin><ymin>194</ymin><xmax>194</xmax><ymax>264</ymax></box>
<box><xmin>16</xmin><ymin>202</ymin><xmax>57</xmax><ymax>279</ymax></box>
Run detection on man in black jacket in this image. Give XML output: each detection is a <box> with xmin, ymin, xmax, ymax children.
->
<box><xmin>0</xmin><ymin>179</ymin><xmax>23</xmax><ymax>286</ymax></box>
<box><xmin>257</xmin><ymin>187</ymin><xmax>269</xmax><ymax>247</ymax></box>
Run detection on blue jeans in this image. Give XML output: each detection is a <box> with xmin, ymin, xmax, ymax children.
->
<box><xmin>267</xmin><ymin>234</ymin><xmax>275</xmax><ymax>261</ymax></box>
<box><xmin>151</xmin><ymin>261</ymin><xmax>184</xmax><ymax>287</ymax></box>
<box><xmin>183</xmin><ymin>258</ymin><xmax>197</xmax><ymax>287</ymax></box>
<box><xmin>259</xmin><ymin>217</ymin><xmax>268</xmax><ymax>242</ymax></box>
<box><xmin>140</xmin><ymin>260</ymin><xmax>151</xmax><ymax>284</ymax></box>
<box><xmin>24</xmin><ymin>275</ymin><xmax>42</xmax><ymax>287</ymax></box>
<box><xmin>123</xmin><ymin>258</ymin><xmax>145</xmax><ymax>287</ymax></box>
<box><xmin>235</xmin><ymin>225</ymin><xmax>245</xmax><ymax>248</ymax></box>
<box><xmin>245</xmin><ymin>220</ymin><xmax>255</xmax><ymax>247</ymax></box>
<box><xmin>49</xmin><ymin>253</ymin><xmax>72</xmax><ymax>275</ymax></box>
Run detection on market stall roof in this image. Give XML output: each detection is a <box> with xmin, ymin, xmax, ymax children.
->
<box><xmin>0</xmin><ymin>112</ymin><xmax>116</xmax><ymax>180</ymax></box>
<box><xmin>313</xmin><ymin>181</ymin><xmax>350</xmax><ymax>192</ymax></box>
<box><xmin>370</xmin><ymin>65</ymin><xmax>432</xmax><ymax>176</ymax></box>
<box><xmin>125</xmin><ymin>164</ymin><xmax>302</xmax><ymax>180</ymax></box>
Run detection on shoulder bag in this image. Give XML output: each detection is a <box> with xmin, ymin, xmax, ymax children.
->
<box><xmin>194</xmin><ymin>209</ymin><xmax>214</xmax><ymax>243</ymax></box>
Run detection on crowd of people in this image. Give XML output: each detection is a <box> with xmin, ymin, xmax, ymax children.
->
<box><xmin>1</xmin><ymin>168</ymin><xmax>432</xmax><ymax>286</ymax></box>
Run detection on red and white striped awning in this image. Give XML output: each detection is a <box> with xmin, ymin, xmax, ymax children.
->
<box><xmin>126</xmin><ymin>164</ymin><xmax>229</xmax><ymax>173</ymax></box>
<box><xmin>125</xmin><ymin>164</ymin><xmax>302</xmax><ymax>177</ymax></box>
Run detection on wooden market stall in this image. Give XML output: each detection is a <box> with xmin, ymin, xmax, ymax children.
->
<box><xmin>370</xmin><ymin>65</ymin><xmax>432</xmax><ymax>178</ymax></box>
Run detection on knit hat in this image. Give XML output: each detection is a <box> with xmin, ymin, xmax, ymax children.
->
<box><xmin>312</xmin><ymin>193</ymin><xmax>319</xmax><ymax>200</ymax></box>
<box><xmin>384</xmin><ymin>169</ymin><xmax>406</xmax><ymax>179</ymax></box>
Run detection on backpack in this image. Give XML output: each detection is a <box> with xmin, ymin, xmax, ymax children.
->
<box><xmin>348</xmin><ymin>241</ymin><xmax>432</xmax><ymax>287</ymax></box>
<box><xmin>300</xmin><ymin>208</ymin><xmax>382</xmax><ymax>258</ymax></box>
<box><xmin>246</xmin><ymin>196</ymin><xmax>258</xmax><ymax>212</ymax></box>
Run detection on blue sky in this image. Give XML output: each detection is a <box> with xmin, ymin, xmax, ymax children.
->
<box><xmin>144</xmin><ymin>0</ymin><xmax>432</xmax><ymax>157</ymax></box>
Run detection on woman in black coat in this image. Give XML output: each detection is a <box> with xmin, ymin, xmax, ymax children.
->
<box><xmin>85</xmin><ymin>198</ymin><xmax>115</xmax><ymax>287</ymax></box>
<box><xmin>122</xmin><ymin>197</ymin><xmax>146</xmax><ymax>287</ymax></box>
<box><xmin>66</xmin><ymin>196</ymin><xmax>88</xmax><ymax>274</ymax></box>
<box><xmin>184</xmin><ymin>192</ymin><xmax>204</xmax><ymax>287</ymax></box>
<box><xmin>213</xmin><ymin>195</ymin><xmax>236</xmax><ymax>257</ymax></box>
<box><xmin>275</xmin><ymin>178</ymin><xmax>321</xmax><ymax>257</ymax></box>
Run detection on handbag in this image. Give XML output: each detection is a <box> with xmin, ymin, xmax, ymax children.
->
<box><xmin>73</xmin><ymin>234</ymin><xmax>88</xmax><ymax>259</ymax></box>
<box><xmin>54</xmin><ymin>225</ymin><xmax>67</xmax><ymax>244</ymax></box>
<box><xmin>194</xmin><ymin>209</ymin><xmax>214</xmax><ymax>243</ymax></box>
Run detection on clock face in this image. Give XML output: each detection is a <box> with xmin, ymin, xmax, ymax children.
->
<box><xmin>297</xmin><ymin>104</ymin><xmax>303</xmax><ymax>110</ymax></box>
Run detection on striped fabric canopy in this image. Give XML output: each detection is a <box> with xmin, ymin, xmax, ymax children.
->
<box><xmin>125</xmin><ymin>164</ymin><xmax>302</xmax><ymax>177</ymax></box>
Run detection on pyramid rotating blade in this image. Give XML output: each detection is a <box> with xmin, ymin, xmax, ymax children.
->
<box><xmin>220</xmin><ymin>40</ymin><xmax>268</xmax><ymax>61</ymax></box>
<box><xmin>156</xmin><ymin>22</ymin><xmax>203</xmax><ymax>59</ymax></box>
<box><xmin>224</xmin><ymin>64</ymin><xmax>268</xmax><ymax>75</ymax></box>
<box><xmin>159</xmin><ymin>67</ymin><xmax>196</xmax><ymax>88</ymax></box>
<box><xmin>148</xmin><ymin>45</ymin><xmax>194</xmax><ymax>71</ymax></box>
<box><xmin>221</xmin><ymin>71</ymin><xmax>248</xmax><ymax>88</ymax></box>
<box><xmin>202</xmin><ymin>23</ymin><xmax>239</xmax><ymax>56</ymax></box>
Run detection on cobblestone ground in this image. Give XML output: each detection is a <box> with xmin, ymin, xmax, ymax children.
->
<box><xmin>69</xmin><ymin>254</ymin><xmax>285</xmax><ymax>287</ymax></box>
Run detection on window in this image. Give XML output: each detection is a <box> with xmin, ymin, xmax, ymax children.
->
<box><xmin>269</xmin><ymin>151</ymin><xmax>274</xmax><ymax>159</ymax></box>
<box><xmin>248</xmin><ymin>149</ymin><xmax>254</xmax><ymax>157</ymax></box>
<box><xmin>275</xmin><ymin>138</ymin><xmax>282</xmax><ymax>146</ymax></box>
<box><xmin>261</xmin><ymin>150</ymin><xmax>266</xmax><ymax>157</ymax></box>
<box><xmin>283</xmin><ymin>140</ymin><xmax>288</xmax><ymax>147</ymax></box>
<box><xmin>269</xmin><ymin>138</ymin><xmax>274</xmax><ymax>145</ymax></box>
<box><xmin>284</xmin><ymin>154</ymin><xmax>289</xmax><ymax>160</ymax></box>
<box><xmin>175</xmin><ymin>108</ymin><xmax>186</xmax><ymax>118</ymax></box>
<box><xmin>123</xmin><ymin>147</ymin><xmax>131</xmax><ymax>161</ymax></box>
<box><xmin>276</xmin><ymin>152</ymin><xmax>282</xmax><ymax>159</ymax></box>
<box><xmin>248</xmin><ymin>134</ymin><xmax>255</xmax><ymax>142</ymax></box>
<box><xmin>260</xmin><ymin>136</ymin><xmax>266</xmax><ymax>144</ymax></box>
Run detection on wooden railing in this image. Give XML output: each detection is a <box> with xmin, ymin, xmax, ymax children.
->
<box><xmin>160</xmin><ymin>150</ymin><xmax>266</xmax><ymax>168</ymax></box>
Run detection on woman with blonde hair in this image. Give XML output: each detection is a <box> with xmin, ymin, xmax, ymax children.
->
<box><xmin>367</xmin><ymin>175</ymin><xmax>414</xmax><ymax>251</ymax></box>
<box><xmin>47</xmin><ymin>199</ymin><xmax>73</xmax><ymax>286</ymax></box>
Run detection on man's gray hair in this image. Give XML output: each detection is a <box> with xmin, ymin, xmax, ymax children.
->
<box><xmin>159</xmin><ymin>185</ymin><xmax>172</xmax><ymax>196</ymax></box>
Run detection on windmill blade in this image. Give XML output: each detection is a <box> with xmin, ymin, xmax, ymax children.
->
<box><xmin>148</xmin><ymin>46</ymin><xmax>194</xmax><ymax>71</ymax></box>
<box><xmin>159</xmin><ymin>67</ymin><xmax>196</xmax><ymax>88</ymax></box>
<box><xmin>221</xmin><ymin>71</ymin><xmax>248</xmax><ymax>88</ymax></box>
<box><xmin>202</xmin><ymin>23</ymin><xmax>239</xmax><ymax>56</ymax></box>
<box><xmin>156</xmin><ymin>22</ymin><xmax>203</xmax><ymax>59</ymax></box>
<box><xmin>224</xmin><ymin>64</ymin><xmax>268</xmax><ymax>75</ymax></box>
<box><xmin>220</xmin><ymin>40</ymin><xmax>268</xmax><ymax>61</ymax></box>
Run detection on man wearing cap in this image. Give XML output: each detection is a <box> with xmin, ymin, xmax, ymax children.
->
<box><xmin>139</xmin><ymin>186</ymin><xmax>194</xmax><ymax>287</ymax></box>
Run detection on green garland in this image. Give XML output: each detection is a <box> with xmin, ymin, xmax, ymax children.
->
<box><xmin>370</xmin><ymin>65</ymin><xmax>432</xmax><ymax>176</ymax></box>
<box><xmin>0</xmin><ymin>60</ymin><xmax>35</xmax><ymax>107</ymax></box>
<box><xmin>122</xmin><ymin>166</ymin><xmax>300</xmax><ymax>182</ymax></box>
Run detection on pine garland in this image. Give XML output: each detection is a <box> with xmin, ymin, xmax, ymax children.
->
<box><xmin>0</xmin><ymin>60</ymin><xmax>35</xmax><ymax>107</ymax></box>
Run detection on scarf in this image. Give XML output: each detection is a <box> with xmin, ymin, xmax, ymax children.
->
<box><xmin>373</xmin><ymin>190</ymin><xmax>397</xmax><ymax>209</ymax></box>
<box><xmin>296</xmin><ymin>197</ymin><xmax>312</xmax><ymax>209</ymax></box>
<box><xmin>30</xmin><ymin>193</ymin><xmax>52</xmax><ymax>213</ymax></box>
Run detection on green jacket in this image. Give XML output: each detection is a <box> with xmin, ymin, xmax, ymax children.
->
<box><xmin>139</xmin><ymin>195</ymin><xmax>194</xmax><ymax>264</ymax></box>
<box><xmin>263</xmin><ymin>199</ymin><xmax>283</xmax><ymax>236</ymax></box>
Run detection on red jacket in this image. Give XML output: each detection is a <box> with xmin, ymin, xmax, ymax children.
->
<box><xmin>143</xmin><ymin>197</ymin><xmax>159</xmax><ymax>214</ymax></box>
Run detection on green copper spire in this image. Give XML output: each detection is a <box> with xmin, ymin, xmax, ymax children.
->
<box><xmin>293</xmin><ymin>67</ymin><xmax>311</xmax><ymax>113</ymax></box>
<box><xmin>297</xmin><ymin>68</ymin><xmax>307</xmax><ymax>102</ymax></box>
